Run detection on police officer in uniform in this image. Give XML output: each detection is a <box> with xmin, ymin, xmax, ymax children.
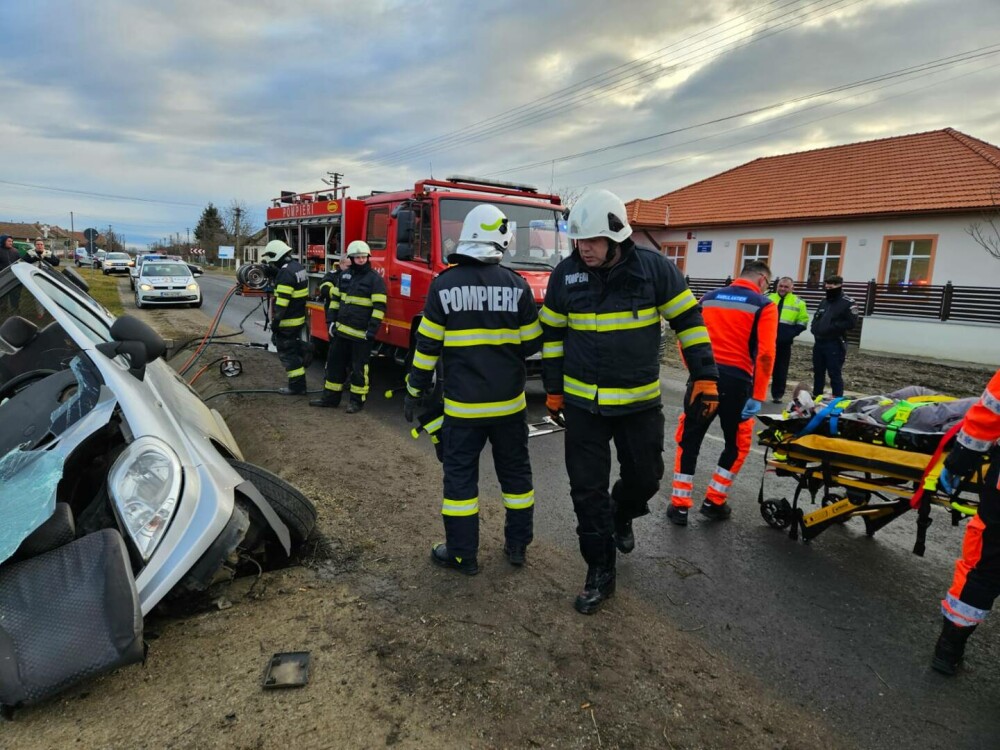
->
<box><xmin>262</xmin><ymin>239</ymin><xmax>309</xmax><ymax>395</ymax></box>
<box><xmin>540</xmin><ymin>188</ymin><xmax>719</xmax><ymax>614</ymax></box>
<box><xmin>311</xmin><ymin>240</ymin><xmax>387</xmax><ymax>413</ymax></box>
<box><xmin>810</xmin><ymin>274</ymin><xmax>858</xmax><ymax>398</ymax></box>
<box><xmin>405</xmin><ymin>204</ymin><xmax>542</xmax><ymax>575</ymax></box>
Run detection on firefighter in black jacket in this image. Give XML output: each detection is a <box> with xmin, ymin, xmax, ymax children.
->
<box><xmin>262</xmin><ymin>240</ymin><xmax>309</xmax><ymax>395</ymax></box>
<box><xmin>540</xmin><ymin>188</ymin><xmax>719</xmax><ymax>614</ymax></box>
<box><xmin>310</xmin><ymin>240</ymin><xmax>387</xmax><ymax>413</ymax></box>
<box><xmin>405</xmin><ymin>204</ymin><xmax>542</xmax><ymax>575</ymax></box>
<box><xmin>810</xmin><ymin>274</ymin><xmax>859</xmax><ymax>398</ymax></box>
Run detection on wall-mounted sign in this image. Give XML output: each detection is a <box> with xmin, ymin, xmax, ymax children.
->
<box><xmin>697</xmin><ymin>240</ymin><xmax>713</xmax><ymax>253</ymax></box>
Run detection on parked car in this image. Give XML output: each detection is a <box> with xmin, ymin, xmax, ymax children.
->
<box><xmin>0</xmin><ymin>260</ymin><xmax>315</xmax><ymax>708</ymax></box>
<box><xmin>101</xmin><ymin>251</ymin><xmax>132</xmax><ymax>275</ymax></box>
<box><xmin>134</xmin><ymin>260</ymin><xmax>202</xmax><ymax>308</ymax></box>
<box><xmin>74</xmin><ymin>249</ymin><xmax>91</xmax><ymax>267</ymax></box>
<box><xmin>91</xmin><ymin>250</ymin><xmax>107</xmax><ymax>269</ymax></box>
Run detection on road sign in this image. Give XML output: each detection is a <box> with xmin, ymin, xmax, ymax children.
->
<box><xmin>218</xmin><ymin>245</ymin><xmax>235</xmax><ymax>259</ymax></box>
<box><xmin>83</xmin><ymin>228</ymin><xmax>99</xmax><ymax>240</ymax></box>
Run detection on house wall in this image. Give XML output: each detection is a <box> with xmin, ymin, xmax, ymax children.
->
<box><xmin>861</xmin><ymin>317</ymin><xmax>1000</xmax><ymax>367</ymax></box>
<box><xmin>638</xmin><ymin>213</ymin><xmax>994</xmax><ymax>287</ymax></box>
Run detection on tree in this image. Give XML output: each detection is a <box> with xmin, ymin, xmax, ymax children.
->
<box><xmin>966</xmin><ymin>186</ymin><xmax>1000</xmax><ymax>261</ymax></box>
<box><xmin>223</xmin><ymin>199</ymin><xmax>257</xmax><ymax>245</ymax></box>
<box><xmin>193</xmin><ymin>203</ymin><xmax>228</xmax><ymax>257</ymax></box>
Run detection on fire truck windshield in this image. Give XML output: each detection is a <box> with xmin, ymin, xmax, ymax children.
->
<box><xmin>439</xmin><ymin>199</ymin><xmax>570</xmax><ymax>269</ymax></box>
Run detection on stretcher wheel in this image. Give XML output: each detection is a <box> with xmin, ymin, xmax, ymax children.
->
<box><xmin>760</xmin><ymin>499</ymin><xmax>792</xmax><ymax>530</ymax></box>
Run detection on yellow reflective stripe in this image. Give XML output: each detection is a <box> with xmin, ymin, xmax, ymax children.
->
<box><xmin>319</xmin><ymin>281</ymin><xmax>333</xmax><ymax>293</ymax></box>
<box><xmin>539</xmin><ymin>304</ymin><xmax>567</xmax><ymax>327</ymax></box>
<box><xmin>520</xmin><ymin>319</ymin><xmax>542</xmax><ymax>341</ymax></box>
<box><xmin>502</xmin><ymin>490</ymin><xmax>535</xmax><ymax>510</ymax></box>
<box><xmin>412</xmin><ymin>350</ymin><xmax>439</xmax><ymax>371</ymax></box>
<box><xmin>658</xmin><ymin>290</ymin><xmax>697</xmax><ymax>319</ymax></box>
<box><xmin>563</xmin><ymin>375</ymin><xmax>660</xmax><ymax>406</ymax></box>
<box><xmin>335</xmin><ymin>323</ymin><xmax>367</xmax><ymax>338</ymax></box>
<box><xmin>371</xmin><ymin>293</ymin><xmax>387</xmax><ymax>304</ymax></box>
<box><xmin>676</xmin><ymin>325</ymin><xmax>710</xmax><ymax>348</ymax></box>
<box><xmin>275</xmin><ymin>284</ymin><xmax>294</xmax><ymax>294</ymax></box>
<box><xmin>286</xmin><ymin>367</ymin><xmax>306</xmax><ymax>378</ymax></box>
<box><xmin>425</xmin><ymin>416</ymin><xmax>443</xmax><ymax>434</ymax></box>
<box><xmin>442</xmin><ymin>497</ymin><xmax>479</xmax><ymax>517</ymax></box>
<box><xmin>444</xmin><ymin>393</ymin><xmax>526</xmax><ymax>418</ymax></box>
<box><xmin>444</xmin><ymin>328</ymin><xmax>521</xmax><ymax>347</ymax></box>
<box><xmin>568</xmin><ymin>307</ymin><xmax>658</xmax><ymax>332</ymax></box>
<box><xmin>407</xmin><ymin>382</ymin><xmax>423</xmax><ymax>397</ymax></box>
<box><xmin>343</xmin><ymin>295</ymin><xmax>373</xmax><ymax>306</ymax></box>
<box><xmin>328</xmin><ymin>300</ymin><xmax>341</xmax><ymax>310</ymax></box>
<box><xmin>279</xmin><ymin>316</ymin><xmax>305</xmax><ymax>327</ymax></box>
<box><xmin>542</xmin><ymin>341</ymin><xmax>564</xmax><ymax>359</ymax></box>
<box><xmin>324</xmin><ymin>381</ymin><xmax>343</xmax><ymax>392</ymax></box>
<box><xmin>275</xmin><ymin>297</ymin><xmax>290</xmax><ymax>307</ymax></box>
<box><xmin>331</xmin><ymin>287</ymin><xmax>342</xmax><ymax>298</ymax></box>
<box><xmin>417</xmin><ymin>317</ymin><xmax>445</xmax><ymax>341</ymax></box>
<box><xmin>291</xmin><ymin>289</ymin><xmax>308</xmax><ymax>298</ymax></box>
<box><xmin>371</xmin><ymin>309</ymin><xmax>385</xmax><ymax>321</ymax></box>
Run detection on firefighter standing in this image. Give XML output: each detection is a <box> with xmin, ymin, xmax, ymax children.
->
<box><xmin>767</xmin><ymin>276</ymin><xmax>808</xmax><ymax>403</ymax></box>
<box><xmin>405</xmin><ymin>204</ymin><xmax>542</xmax><ymax>575</ymax></box>
<box><xmin>931</xmin><ymin>367</ymin><xmax>1000</xmax><ymax>674</ymax></box>
<box><xmin>667</xmin><ymin>262</ymin><xmax>777</xmax><ymax>525</ymax></box>
<box><xmin>811</xmin><ymin>274</ymin><xmax>858</xmax><ymax>398</ymax></box>
<box><xmin>540</xmin><ymin>189</ymin><xmax>719</xmax><ymax>614</ymax></box>
<box><xmin>310</xmin><ymin>240</ymin><xmax>386</xmax><ymax>414</ymax></box>
<box><xmin>262</xmin><ymin>239</ymin><xmax>309</xmax><ymax>395</ymax></box>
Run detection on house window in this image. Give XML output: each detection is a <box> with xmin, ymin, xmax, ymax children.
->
<box><xmin>801</xmin><ymin>238</ymin><xmax>844</xmax><ymax>288</ymax></box>
<box><xmin>879</xmin><ymin>235</ymin><xmax>937</xmax><ymax>286</ymax></box>
<box><xmin>735</xmin><ymin>240</ymin><xmax>771</xmax><ymax>276</ymax></box>
<box><xmin>660</xmin><ymin>242</ymin><xmax>687</xmax><ymax>272</ymax></box>
<box><xmin>365</xmin><ymin>207</ymin><xmax>389</xmax><ymax>251</ymax></box>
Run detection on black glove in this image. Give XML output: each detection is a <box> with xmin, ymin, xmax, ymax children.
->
<box><xmin>403</xmin><ymin>393</ymin><xmax>421</xmax><ymax>423</ymax></box>
<box><xmin>270</xmin><ymin>329</ymin><xmax>279</xmax><ymax>347</ymax></box>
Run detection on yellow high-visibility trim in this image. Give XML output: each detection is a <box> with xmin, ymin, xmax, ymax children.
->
<box><xmin>371</xmin><ymin>293</ymin><xmax>387</xmax><ymax>304</ymax></box>
<box><xmin>343</xmin><ymin>295</ymin><xmax>373</xmax><ymax>306</ymax></box>
<box><xmin>371</xmin><ymin>309</ymin><xmax>385</xmax><ymax>320</ymax></box>
<box><xmin>444</xmin><ymin>328</ymin><xmax>520</xmax><ymax>347</ymax></box>
<box><xmin>568</xmin><ymin>307</ymin><xmax>658</xmax><ymax>332</ymax></box>
<box><xmin>676</xmin><ymin>325</ymin><xmax>710</xmax><ymax>348</ymax></box>
<box><xmin>442</xmin><ymin>497</ymin><xmax>479</xmax><ymax>517</ymax></box>
<box><xmin>502</xmin><ymin>489</ymin><xmax>535</xmax><ymax>510</ymax></box>
<box><xmin>275</xmin><ymin>284</ymin><xmax>294</xmax><ymax>294</ymax></box>
<box><xmin>331</xmin><ymin>287</ymin><xmax>342</xmax><ymax>298</ymax></box>
<box><xmin>328</xmin><ymin>300</ymin><xmax>341</xmax><ymax>310</ymax></box>
<box><xmin>520</xmin><ymin>320</ymin><xmax>542</xmax><ymax>341</ymax></box>
<box><xmin>539</xmin><ymin>305</ymin><xmax>567</xmax><ymax>328</ymax></box>
<box><xmin>278</xmin><ymin>316</ymin><xmax>305</xmax><ymax>327</ymax></box>
<box><xmin>335</xmin><ymin>323</ymin><xmax>367</xmax><ymax>339</ymax></box>
<box><xmin>563</xmin><ymin>375</ymin><xmax>660</xmax><ymax>406</ymax></box>
<box><xmin>542</xmin><ymin>341</ymin><xmax>564</xmax><ymax>359</ymax></box>
<box><xmin>290</xmin><ymin>288</ymin><xmax>309</xmax><ymax>298</ymax></box>
<box><xmin>425</xmin><ymin>416</ymin><xmax>443</xmax><ymax>434</ymax></box>
<box><xmin>286</xmin><ymin>367</ymin><xmax>306</xmax><ymax>378</ymax></box>
<box><xmin>444</xmin><ymin>393</ymin><xmax>526</xmax><ymax>419</ymax></box>
<box><xmin>417</xmin><ymin>317</ymin><xmax>445</xmax><ymax>341</ymax></box>
<box><xmin>324</xmin><ymin>381</ymin><xmax>343</xmax><ymax>392</ymax></box>
<box><xmin>412</xmin><ymin>350</ymin><xmax>439</xmax><ymax>371</ymax></box>
<box><xmin>275</xmin><ymin>297</ymin><xmax>290</xmax><ymax>307</ymax></box>
<box><xmin>658</xmin><ymin>290</ymin><xmax>697</xmax><ymax>319</ymax></box>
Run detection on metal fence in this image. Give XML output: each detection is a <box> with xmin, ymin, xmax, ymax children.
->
<box><xmin>684</xmin><ymin>277</ymin><xmax>1000</xmax><ymax>345</ymax></box>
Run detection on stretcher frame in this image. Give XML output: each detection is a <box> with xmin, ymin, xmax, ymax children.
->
<box><xmin>755</xmin><ymin>421</ymin><xmax>987</xmax><ymax>555</ymax></box>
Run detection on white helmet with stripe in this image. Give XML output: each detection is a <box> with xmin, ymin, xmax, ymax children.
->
<box><xmin>450</xmin><ymin>204</ymin><xmax>510</xmax><ymax>264</ymax></box>
<box><xmin>566</xmin><ymin>188</ymin><xmax>632</xmax><ymax>244</ymax></box>
<box><xmin>261</xmin><ymin>239</ymin><xmax>293</xmax><ymax>264</ymax></box>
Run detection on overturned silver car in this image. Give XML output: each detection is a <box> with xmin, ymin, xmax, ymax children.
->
<box><xmin>0</xmin><ymin>261</ymin><xmax>316</xmax><ymax>710</ymax></box>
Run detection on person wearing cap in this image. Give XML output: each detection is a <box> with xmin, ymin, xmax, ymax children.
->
<box><xmin>810</xmin><ymin>274</ymin><xmax>858</xmax><ymax>398</ymax></box>
<box><xmin>540</xmin><ymin>188</ymin><xmax>719</xmax><ymax>614</ymax></box>
<box><xmin>311</xmin><ymin>240</ymin><xmax>386</xmax><ymax>413</ymax></box>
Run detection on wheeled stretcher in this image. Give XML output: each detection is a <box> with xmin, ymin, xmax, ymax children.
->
<box><xmin>755</xmin><ymin>415</ymin><xmax>988</xmax><ymax>555</ymax></box>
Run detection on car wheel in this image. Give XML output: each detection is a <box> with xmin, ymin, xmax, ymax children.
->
<box><xmin>193</xmin><ymin>296</ymin><xmax>203</xmax><ymax>309</ymax></box>
<box><xmin>134</xmin><ymin>294</ymin><xmax>143</xmax><ymax>309</ymax></box>
<box><xmin>226</xmin><ymin>459</ymin><xmax>316</xmax><ymax>547</ymax></box>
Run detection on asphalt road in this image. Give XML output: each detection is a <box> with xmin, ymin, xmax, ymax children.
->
<box><xmin>184</xmin><ymin>288</ymin><xmax>1000</xmax><ymax>748</ymax></box>
<box><xmin>198</xmin><ymin>273</ymin><xmax>271</xmax><ymax>346</ymax></box>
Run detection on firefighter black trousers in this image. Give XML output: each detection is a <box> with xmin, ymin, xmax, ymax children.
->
<box><xmin>324</xmin><ymin>335</ymin><xmax>372</xmax><ymax>403</ymax></box>
<box><xmin>274</xmin><ymin>327</ymin><xmax>305</xmax><ymax>390</ymax></box>
<box><xmin>441</xmin><ymin>417</ymin><xmax>534</xmax><ymax>561</ymax></box>
<box><xmin>563</xmin><ymin>404</ymin><xmax>664</xmax><ymax>566</ymax></box>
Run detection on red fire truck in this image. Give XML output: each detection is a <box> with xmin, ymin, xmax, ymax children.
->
<box><xmin>263</xmin><ymin>175</ymin><xmax>570</xmax><ymax>368</ymax></box>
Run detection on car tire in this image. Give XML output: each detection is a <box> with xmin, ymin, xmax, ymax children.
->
<box><xmin>134</xmin><ymin>294</ymin><xmax>143</xmax><ymax>309</ymax></box>
<box><xmin>226</xmin><ymin>459</ymin><xmax>316</xmax><ymax>547</ymax></box>
<box><xmin>193</xmin><ymin>296</ymin><xmax>203</xmax><ymax>309</ymax></box>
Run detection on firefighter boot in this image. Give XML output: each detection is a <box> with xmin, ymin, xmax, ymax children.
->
<box><xmin>430</xmin><ymin>543</ymin><xmax>479</xmax><ymax>576</ymax></box>
<box><xmin>574</xmin><ymin>534</ymin><xmax>616</xmax><ymax>615</ymax></box>
<box><xmin>278</xmin><ymin>383</ymin><xmax>307</xmax><ymax>396</ymax></box>
<box><xmin>309</xmin><ymin>392</ymin><xmax>342</xmax><ymax>408</ymax></box>
<box><xmin>345</xmin><ymin>398</ymin><xmax>364</xmax><ymax>414</ymax></box>
<box><xmin>503</xmin><ymin>544</ymin><xmax>527</xmax><ymax>566</ymax></box>
<box><xmin>931</xmin><ymin>618</ymin><xmax>977</xmax><ymax>675</ymax></box>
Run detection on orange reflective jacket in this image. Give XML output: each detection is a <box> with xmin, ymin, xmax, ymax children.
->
<box><xmin>957</xmin><ymin>368</ymin><xmax>1000</xmax><ymax>453</ymax></box>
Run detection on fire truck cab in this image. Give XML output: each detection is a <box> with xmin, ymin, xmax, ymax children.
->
<box><xmin>264</xmin><ymin>175</ymin><xmax>569</xmax><ymax>368</ymax></box>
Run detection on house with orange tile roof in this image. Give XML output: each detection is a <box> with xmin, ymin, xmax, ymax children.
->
<box><xmin>624</xmin><ymin>128</ymin><xmax>1000</xmax><ymax>365</ymax></box>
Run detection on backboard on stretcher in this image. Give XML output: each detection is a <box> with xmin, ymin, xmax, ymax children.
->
<box><xmin>754</xmin><ymin>419</ymin><xmax>988</xmax><ymax>553</ymax></box>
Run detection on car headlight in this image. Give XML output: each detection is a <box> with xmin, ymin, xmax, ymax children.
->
<box><xmin>108</xmin><ymin>436</ymin><xmax>182</xmax><ymax>561</ymax></box>
<box><xmin>187</xmin><ymin>283</ymin><xmax>198</xmax><ymax>291</ymax></box>
<box><xmin>139</xmin><ymin>283</ymin><xmax>153</xmax><ymax>291</ymax></box>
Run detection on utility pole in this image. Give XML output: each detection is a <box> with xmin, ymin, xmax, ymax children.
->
<box><xmin>187</xmin><ymin>227</ymin><xmax>191</xmax><ymax>258</ymax></box>
<box><xmin>108</xmin><ymin>224</ymin><xmax>113</xmax><ymax>253</ymax></box>
<box><xmin>234</xmin><ymin>207</ymin><xmax>242</xmax><ymax>270</ymax></box>
<box><xmin>322</xmin><ymin>171</ymin><xmax>344</xmax><ymax>197</ymax></box>
<box><xmin>70</xmin><ymin>211</ymin><xmax>74</xmax><ymax>257</ymax></box>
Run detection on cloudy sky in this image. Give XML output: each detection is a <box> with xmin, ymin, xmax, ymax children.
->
<box><xmin>2</xmin><ymin>0</ymin><xmax>999</xmax><ymax>248</ymax></box>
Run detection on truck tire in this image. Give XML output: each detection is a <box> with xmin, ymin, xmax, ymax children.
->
<box><xmin>226</xmin><ymin>459</ymin><xmax>317</xmax><ymax>547</ymax></box>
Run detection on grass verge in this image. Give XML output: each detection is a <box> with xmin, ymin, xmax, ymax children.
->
<box><xmin>74</xmin><ymin>266</ymin><xmax>127</xmax><ymax>316</ymax></box>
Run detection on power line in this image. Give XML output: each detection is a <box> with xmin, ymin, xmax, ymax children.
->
<box><xmin>0</xmin><ymin>178</ymin><xmax>203</xmax><ymax>207</ymax></box>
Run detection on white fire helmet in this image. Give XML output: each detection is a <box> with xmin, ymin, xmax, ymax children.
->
<box><xmin>261</xmin><ymin>239</ymin><xmax>293</xmax><ymax>264</ymax></box>
<box><xmin>566</xmin><ymin>188</ymin><xmax>632</xmax><ymax>244</ymax></box>
<box><xmin>450</xmin><ymin>204</ymin><xmax>510</xmax><ymax>263</ymax></box>
<box><xmin>346</xmin><ymin>240</ymin><xmax>371</xmax><ymax>258</ymax></box>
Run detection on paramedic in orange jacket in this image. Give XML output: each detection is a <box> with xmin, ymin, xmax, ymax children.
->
<box><xmin>931</xmin><ymin>367</ymin><xmax>1000</xmax><ymax>674</ymax></box>
<box><xmin>667</xmin><ymin>261</ymin><xmax>778</xmax><ymax>524</ymax></box>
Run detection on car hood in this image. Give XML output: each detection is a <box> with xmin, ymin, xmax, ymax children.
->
<box><xmin>143</xmin><ymin>275</ymin><xmax>193</xmax><ymax>284</ymax></box>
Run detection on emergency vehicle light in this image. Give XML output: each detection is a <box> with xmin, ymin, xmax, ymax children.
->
<box><xmin>445</xmin><ymin>175</ymin><xmax>539</xmax><ymax>194</ymax></box>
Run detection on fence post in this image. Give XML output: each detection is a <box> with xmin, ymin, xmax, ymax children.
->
<box><xmin>940</xmin><ymin>281</ymin><xmax>954</xmax><ymax>322</ymax></box>
<box><xmin>864</xmin><ymin>279</ymin><xmax>877</xmax><ymax>316</ymax></box>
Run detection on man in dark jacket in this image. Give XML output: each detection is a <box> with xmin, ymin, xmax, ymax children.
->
<box><xmin>767</xmin><ymin>276</ymin><xmax>808</xmax><ymax>403</ymax></box>
<box><xmin>262</xmin><ymin>239</ymin><xmax>309</xmax><ymax>395</ymax></box>
<box><xmin>540</xmin><ymin>188</ymin><xmax>719</xmax><ymax>614</ymax></box>
<box><xmin>810</xmin><ymin>275</ymin><xmax>858</xmax><ymax>398</ymax></box>
<box><xmin>0</xmin><ymin>236</ymin><xmax>19</xmax><ymax>271</ymax></box>
<box><xmin>311</xmin><ymin>240</ymin><xmax>386</xmax><ymax>413</ymax></box>
<box><xmin>405</xmin><ymin>204</ymin><xmax>542</xmax><ymax>575</ymax></box>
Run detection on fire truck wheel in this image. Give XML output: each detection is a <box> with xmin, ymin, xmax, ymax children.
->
<box><xmin>227</xmin><ymin>459</ymin><xmax>317</xmax><ymax>548</ymax></box>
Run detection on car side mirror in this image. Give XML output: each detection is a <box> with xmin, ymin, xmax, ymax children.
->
<box><xmin>95</xmin><ymin>314</ymin><xmax>166</xmax><ymax>379</ymax></box>
<box><xmin>395</xmin><ymin>207</ymin><xmax>414</xmax><ymax>243</ymax></box>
